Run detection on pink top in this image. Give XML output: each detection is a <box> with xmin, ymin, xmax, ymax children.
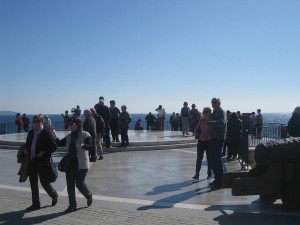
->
<box><xmin>196</xmin><ymin>118</ymin><xmax>210</xmax><ymax>141</ymax></box>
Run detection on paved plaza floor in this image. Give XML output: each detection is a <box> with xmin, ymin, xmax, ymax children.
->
<box><xmin>0</xmin><ymin>146</ymin><xmax>299</xmax><ymax>224</ymax></box>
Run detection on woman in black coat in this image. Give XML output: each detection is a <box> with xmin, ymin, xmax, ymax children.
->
<box><xmin>226</xmin><ymin>112</ymin><xmax>243</xmax><ymax>160</ymax></box>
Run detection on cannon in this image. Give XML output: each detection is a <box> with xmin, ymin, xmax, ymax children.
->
<box><xmin>223</xmin><ymin>137</ymin><xmax>300</xmax><ymax>211</ymax></box>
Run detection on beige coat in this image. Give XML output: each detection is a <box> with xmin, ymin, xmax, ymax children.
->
<box><xmin>17</xmin><ymin>144</ymin><xmax>29</xmax><ymax>182</ymax></box>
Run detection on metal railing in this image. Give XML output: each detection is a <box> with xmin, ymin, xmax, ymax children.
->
<box><xmin>237</xmin><ymin>125</ymin><xmax>288</xmax><ymax>169</ymax></box>
<box><xmin>0</xmin><ymin>120</ymin><xmax>175</xmax><ymax>134</ymax></box>
<box><xmin>0</xmin><ymin>120</ymin><xmax>288</xmax><ymax>147</ymax></box>
<box><xmin>248</xmin><ymin>125</ymin><xmax>288</xmax><ymax>147</ymax></box>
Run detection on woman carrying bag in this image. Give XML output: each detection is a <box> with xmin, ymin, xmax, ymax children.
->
<box><xmin>51</xmin><ymin>116</ymin><xmax>93</xmax><ymax>213</ymax></box>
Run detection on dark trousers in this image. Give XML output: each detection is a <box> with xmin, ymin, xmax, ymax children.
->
<box><xmin>171</xmin><ymin>124</ymin><xmax>175</xmax><ymax>131</ymax></box>
<box><xmin>66</xmin><ymin>160</ymin><xmax>91</xmax><ymax>208</ymax></box>
<box><xmin>147</xmin><ymin>123</ymin><xmax>154</xmax><ymax>130</ymax></box>
<box><xmin>195</xmin><ymin>140</ymin><xmax>212</xmax><ymax>176</ymax></box>
<box><xmin>227</xmin><ymin>141</ymin><xmax>240</xmax><ymax>159</ymax></box>
<box><xmin>209</xmin><ymin>140</ymin><xmax>224</xmax><ymax>186</ymax></box>
<box><xmin>173</xmin><ymin>125</ymin><xmax>179</xmax><ymax>131</ymax></box>
<box><xmin>29</xmin><ymin>160</ymin><xmax>57</xmax><ymax>205</ymax></box>
<box><xmin>24</xmin><ymin>124</ymin><xmax>29</xmax><ymax>132</ymax></box>
<box><xmin>110</xmin><ymin>119</ymin><xmax>119</xmax><ymax>141</ymax></box>
<box><xmin>64</xmin><ymin>124</ymin><xmax>69</xmax><ymax>130</ymax></box>
<box><xmin>121</xmin><ymin>129</ymin><xmax>129</xmax><ymax>145</ymax></box>
<box><xmin>104</xmin><ymin>123</ymin><xmax>111</xmax><ymax>147</ymax></box>
<box><xmin>256</xmin><ymin>125</ymin><xmax>263</xmax><ymax>137</ymax></box>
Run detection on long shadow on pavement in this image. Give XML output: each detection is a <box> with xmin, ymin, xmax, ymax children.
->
<box><xmin>0</xmin><ymin>206</ymin><xmax>88</xmax><ymax>225</ymax></box>
<box><xmin>145</xmin><ymin>179</ymin><xmax>206</xmax><ymax>196</ymax></box>
<box><xmin>0</xmin><ymin>210</ymin><xmax>65</xmax><ymax>225</ymax></box>
<box><xmin>138</xmin><ymin>187</ymin><xmax>213</xmax><ymax>211</ymax></box>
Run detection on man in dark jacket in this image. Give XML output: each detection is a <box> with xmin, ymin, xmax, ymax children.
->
<box><xmin>83</xmin><ymin>110</ymin><xmax>97</xmax><ymax>162</ymax></box>
<box><xmin>145</xmin><ymin>112</ymin><xmax>156</xmax><ymax>130</ymax></box>
<box><xmin>208</xmin><ymin>98</ymin><xmax>227</xmax><ymax>190</ymax></box>
<box><xmin>109</xmin><ymin>100</ymin><xmax>120</xmax><ymax>142</ymax></box>
<box><xmin>90</xmin><ymin>108</ymin><xmax>105</xmax><ymax>160</ymax></box>
<box><xmin>94</xmin><ymin>97</ymin><xmax>111</xmax><ymax>148</ymax></box>
<box><xmin>25</xmin><ymin>114</ymin><xmax>58</xmax><ymax>211</ymax></box>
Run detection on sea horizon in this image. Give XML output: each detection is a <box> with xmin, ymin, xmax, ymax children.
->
<box><xmin>0</xmin><ymin>112</ymin><xmax>292</xmax><ymax>125</ymax></box>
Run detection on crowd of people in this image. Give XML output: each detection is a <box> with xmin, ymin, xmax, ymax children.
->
<box><xmin>13</xmin><ymin>96</ymin><xmax>300</xmax><ymax>212</ymax></box>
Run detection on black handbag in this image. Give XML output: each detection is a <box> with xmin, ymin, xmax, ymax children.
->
<box><xmin>58</xmin><ymin>155</ymin><xmax>71</xmax><ymax>172</ymax></box>
<box><xmin>48</xmin><ymin>156</ymin><xmax>58</xmax><ymax>183</ymax></box>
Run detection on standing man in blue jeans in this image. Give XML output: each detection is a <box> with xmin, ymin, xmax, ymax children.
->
<box><xmin>208</xmin><ymin>98</ymin><xmax>227</xmax><ymax>190</ymax></box>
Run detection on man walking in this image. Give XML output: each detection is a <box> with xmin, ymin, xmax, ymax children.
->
<box><xmin>25</xmin><ymin>114</ymin><xmax>58</xmax><ymax>211</ymax></box>
<box><xmin>208</xmin><ymin>98</ymin><xmax>227</xmax><ymax>190</ymax></box>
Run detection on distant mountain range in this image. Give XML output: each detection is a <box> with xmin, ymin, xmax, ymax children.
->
<box><xmin>0</xmin><ymin>110</ymin><xmax>17</xmax><ymax>116</ymax></box>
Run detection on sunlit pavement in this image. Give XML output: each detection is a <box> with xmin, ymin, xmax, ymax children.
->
<box><xmin>0</xmin><ymin>146</ymin><xmax>299</xmax><ymax>225</ymax></box>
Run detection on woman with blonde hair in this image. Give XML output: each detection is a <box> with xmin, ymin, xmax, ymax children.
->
<box><xmin>193</xmin><ymin>107</ymin><xmax>213</xmax><ymax>180</ymax></box>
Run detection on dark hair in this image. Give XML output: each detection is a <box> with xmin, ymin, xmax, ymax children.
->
<box><xmin>68</xmin><ymin>116</ymin><xmax>82</xmax><ymax>130</ymax></box>
<box><xmin>99</xmin><ymin>96</ymin><xmax>104</xmax><ymax>100</ymax></box>
<box><xmin>231</xmin><ymin>112</ymin><xmax>238</xmax><ymax>119</ymax></box>
<box><xmin>33</xmin><ymin>114</ymin><xmax>44</xmax><ymax>123</ymax></box>
<box><xmin>110</xmin><ymin>100</ymin><xmax>115</xmax><ymax>104</ymax></box>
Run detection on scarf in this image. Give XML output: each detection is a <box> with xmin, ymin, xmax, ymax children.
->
<box><xmin>69</xmin><ymin>130</ymin><xmax>79</xmax><ymax>158</ymax></box>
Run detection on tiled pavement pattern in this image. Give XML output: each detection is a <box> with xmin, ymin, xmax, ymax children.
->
<box><xmin>0</xmin><ymin>147</ymin><xmax>299</xmax><ymax>225</ymax></box>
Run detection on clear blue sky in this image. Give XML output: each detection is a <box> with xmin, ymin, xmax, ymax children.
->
<box><xmin>1</xmin><ymin>0</ymin><xmax>299</xmax><ymax>114</ymax></box>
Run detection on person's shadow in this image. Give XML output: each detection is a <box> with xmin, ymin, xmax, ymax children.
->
<box><xmin>0</xmin><ymin>206</ymin><xmax>86</xmax><ymax>225</ymax></box>
<box><xmin>138</xmin><ymin>186</ymin><xmax>212</xmax><ymax>211</ymax></box>
<box><xmin>145</xmin><ymin>179</ymin><xmax>206</xmax><ymax>196</ymax></box>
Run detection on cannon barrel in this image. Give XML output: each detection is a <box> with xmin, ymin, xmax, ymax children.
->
<box><xmin>222</xmin><ymin>137</ymin><xmax>300</xmax><ymax>211</ymax></box>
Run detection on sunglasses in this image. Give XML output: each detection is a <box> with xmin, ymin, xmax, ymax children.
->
<box><xmin>33</xmin><ymin>120</ymin><xmax>41</xmax><ymax>123</ymax></box>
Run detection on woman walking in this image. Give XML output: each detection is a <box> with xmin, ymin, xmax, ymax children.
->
<box><xmin>192</xmin><ymin>107</ymin><xmax>212</xmax><ymax>180</ymax></box>
<box><xmin>119</xmin><ymin>105</ymin><xmax>132</xmax><ymax>147</ymax></box>
<box><xmin>52</xmin><ymin>116</ymin><xmax>93</xmax><ymax>213</ymax></box>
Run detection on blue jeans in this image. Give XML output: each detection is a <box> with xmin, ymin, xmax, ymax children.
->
<box><xmin>209</xmin><ymin>139</ymin><xmax>224</xmax><ymax>186</ymax></box>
